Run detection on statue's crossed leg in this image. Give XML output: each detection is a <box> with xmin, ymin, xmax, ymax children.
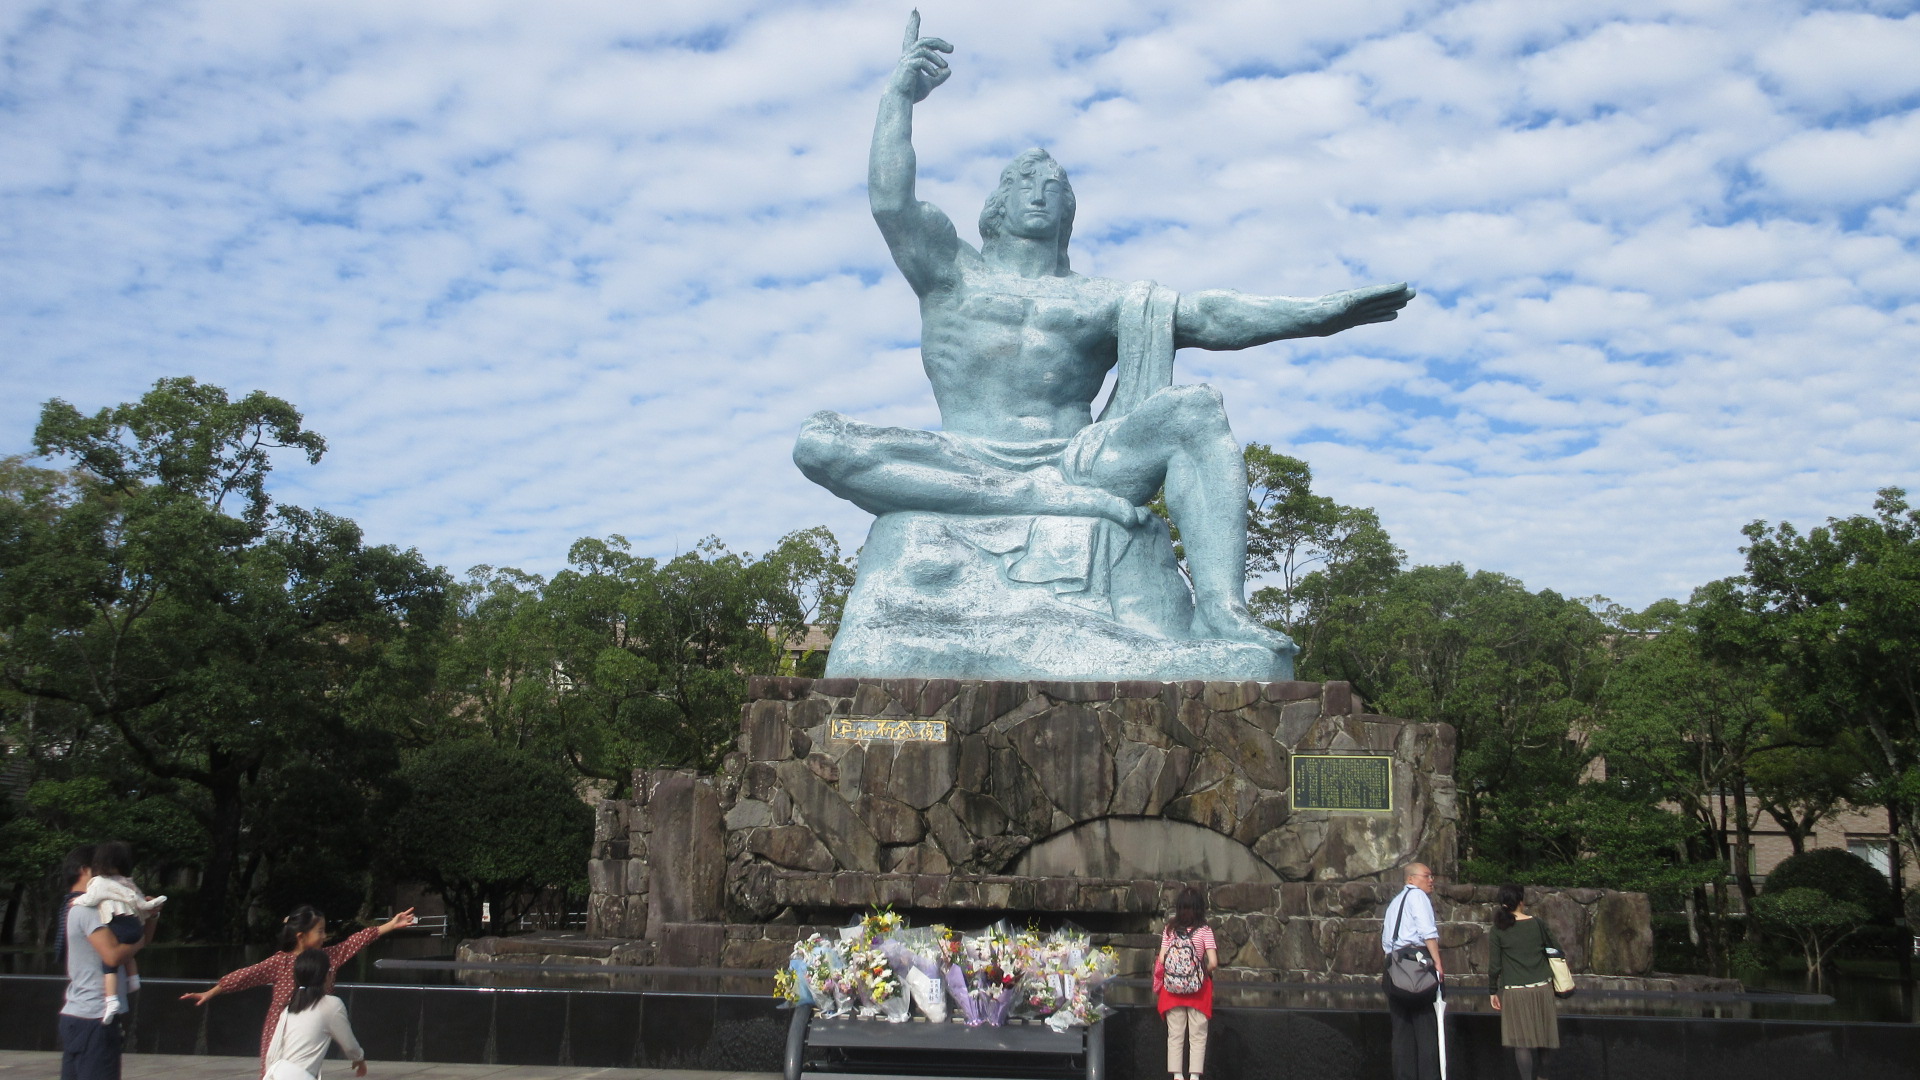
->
<box><xmin>794</xmin><ymin>384</ymin><xmax>1293</xmax><ymax>655</ymax></box>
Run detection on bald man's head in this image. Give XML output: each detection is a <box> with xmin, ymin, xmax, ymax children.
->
<box><xmin>1404</xmin><ymin>863</ymin><xmax>1435</xmax><ymax>893</ymax></box>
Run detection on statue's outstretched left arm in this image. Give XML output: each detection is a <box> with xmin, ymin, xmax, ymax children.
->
<box><xmin>1173</xmin><ymin>282</ymin><xmax>1414</xmax><ymax>349</ymax></box>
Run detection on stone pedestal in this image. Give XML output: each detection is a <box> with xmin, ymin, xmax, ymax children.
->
<box><xmin>726</xmin><ymin>677</ymin><xmax>1457</xmax><ymax>887</ymax></box>
<box><xmin>579</xmin><ymin>677</ymin><xmax>1652</xmax><ymax>982</ymax></box>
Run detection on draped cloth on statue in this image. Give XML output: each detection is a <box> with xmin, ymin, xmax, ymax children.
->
<box><xmin>1102</xmin><ymin>280</ymin><xmax>1180</xmax><ymax>422</ymax></box>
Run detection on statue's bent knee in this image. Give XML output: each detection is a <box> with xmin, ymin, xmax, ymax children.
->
<box><xmin>793</xmin><ymin>411</ymin><xmax>852</xmax><ymax>482</ymax></box>
<box><xmin>1157</xmin><ymin>384</ymin><xmax>1231</xmax><ymax>434</ymax></box>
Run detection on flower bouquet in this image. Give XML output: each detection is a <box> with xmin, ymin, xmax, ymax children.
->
<box><xmin>773</xmin><ymin>966</ymin><xmax>803</xmax><ymax>1006</ymax></box>
<box><xmin>848</xmin><ymin>944</ymin><xmax>911</xmax><ymax>1022</ymax></box>
<box><xmin>959</xmin><ymin>923</ymin><xmax>1023</xmax><ymax>1027</ymax></box>
<box><xmin>858</xmin><ymin>906</ymin><xmax>907</xmax><ymax>943</ymax></box>
<box><xmin>1044</xmin><ymin>942</ymin><xmax>1119</xmax><ymax>1032</ymax></box>
<box><xmin>880</xmin><ymin>925</ymin><xmax>954</xmax><ymax>1023</ymax></box>
<box><xmin>796</xmin><ymin>933</ymin><xmax>854</xmax><ymax>1019</ymax></box>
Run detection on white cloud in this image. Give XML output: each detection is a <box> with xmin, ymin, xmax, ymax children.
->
<box><xmin>1755</xmin><ymin>11</ymin><xmax>1920</xmax><ymax>113</ymax></box>
<box><xmin>2</xmin><ymin>0</ymin><xmax>1917</xmax><ymax>614</ymax></box>
<box><xmin>1751</xmin><ymin>107</ymin><xmax>1920</xmax><ymax>206</ymax></box>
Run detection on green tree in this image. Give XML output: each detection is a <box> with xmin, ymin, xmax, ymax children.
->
<box><xmin>0</xmin><ymin>773</ymin><xmax>199</xmax><ymax>945</ymax></box>
<box><xmin>388</xmin><ymin>740</ymin><xmax>593</xmax><ymax>938</ymax></box>
<box><xmin>1745</xmin><ymin>740</ymin><xmax>1871</xmax><ymax>857</ymax></box>
<box><xmin>1751</xmin><ymin>887</ymin><xmax>1870</xmax><ymax>991</ymax></box>
<box><xmin>1308</xmin><ymin>564</ymin><xmax>1614</xmax><ymax>863</ymax></box>
<box><xmin>1303</xmin><ymin>561</ymin><xmax>1712</xmax><ymax>900</ymax></box>
<box><xmin>0</xmin><ymin>378</ymin><xmax>449</xmax><ymax>938</ymax></box>
<box><xmin>441</xmin><ymin>529</ymin><xmax>846</xmax><ymax>789</ymax></box>
<box><xmin>1732</xmin><ymin>489</ymin><xmax>1920</xmax><ymax>863</ymax></box>
<box><xmin>1239</xmin><ymin>444</ymin><xmax>1401</xmax><ymax>664</ymax></box>
<box><xmin>1591</xmin><ymin>596</ymin><xmax>1807</xmax><ymax>971</ymax></box>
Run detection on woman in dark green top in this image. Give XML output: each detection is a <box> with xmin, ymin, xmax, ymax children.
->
<box><xmin>1488</xmin><ymin>884</ymin><xmax>1559</xmax><ymax>1080</ymax></box>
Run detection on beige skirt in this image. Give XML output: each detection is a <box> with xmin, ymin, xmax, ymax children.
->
<box><xmin>1498</xmin><ymin>981</ymin><xmax>1560</xmax><ymax>1048</ymax></box>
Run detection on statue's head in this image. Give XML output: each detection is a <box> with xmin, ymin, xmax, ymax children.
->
<box><xmin>979</xmin><ymin>149</ymin><xmax>1076</xmax><ymax>270</ymax></box>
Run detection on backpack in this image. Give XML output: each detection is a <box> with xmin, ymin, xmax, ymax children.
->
<box><xmin>1163</xmin><ymin>927</ymin><xmax>1205</xmax><ymax>995</ymax></box>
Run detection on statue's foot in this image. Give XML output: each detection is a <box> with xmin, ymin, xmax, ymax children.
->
<box><xmin>1193</xmin><ymin>600</ymin><xmax>1298</xmax><ymax>656</ymax></box>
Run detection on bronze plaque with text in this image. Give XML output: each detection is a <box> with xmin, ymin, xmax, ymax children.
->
<box><xmin>1291</xmin><ymin>754</ymin><xmax>1393</xmax><ymax>813</ymax></box>
<box><xmin>828</xmin><ymin>716</ymin><xmax>949</xmax><ymax>743</ymax></box>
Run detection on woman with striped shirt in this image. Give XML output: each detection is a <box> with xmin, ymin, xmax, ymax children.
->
<box><xmin>1156</xmin><ymin>885</ymin><xmax>1218</xmax><ymax>1080</ymax></box>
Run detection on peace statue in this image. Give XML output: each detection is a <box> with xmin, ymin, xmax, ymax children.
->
<box><xmin>795</xmin><ymin>15</ymin><xmax>1413</xmax><ymax>682</ymax></box>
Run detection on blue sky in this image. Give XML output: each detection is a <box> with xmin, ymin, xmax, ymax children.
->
<box><xmin>3</xmin><ymin>0</ymin><xmax>1917</xmax><ymax>608</ymax></box>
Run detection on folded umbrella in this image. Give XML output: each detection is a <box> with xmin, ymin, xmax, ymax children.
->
<box><xmin>1433</xmin><ymin>986</ymin><xmax>1448</xmax><ymax>1080</ymax></box>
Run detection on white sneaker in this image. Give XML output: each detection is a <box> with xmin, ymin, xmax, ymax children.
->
<box><xmin>100</xmin><ymin>995</ymin><xmax>122</xmax><ymax>1024</ymax></box>
<box><xmin>126</xmin><ymin>974</ymin><xmax>141</xmax><ymax>993</ymax></box>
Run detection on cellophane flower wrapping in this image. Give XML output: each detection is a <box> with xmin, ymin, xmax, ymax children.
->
<box><xmin>797</xmin><ymin>933</ymin><xmax>853</xmax><ymax>1019</ymax></box>
<box><xmin>942</xmin><ymin>958</ymin><xmax>983</xmax><ymax>1025</ymax></box>
<box><xmin>882</xmin><ymin>927</ymin><xmax>951</xmax><ymax>1023</ymax></box>
<box><xmin>962</xmin><ymin>923</ymin><xmax>1025</xmax><ymax>1027</ymax></box>
<box><xmin>1047</xmin><ymin>935</ymin><xmax>1119</xmax><ymax>1030</ymax></box>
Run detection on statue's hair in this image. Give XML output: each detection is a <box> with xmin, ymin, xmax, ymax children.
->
<box><xmin>979</xmin><ymin>148</ymin><xmax>1076</xmax><ymax>271</ymax></box>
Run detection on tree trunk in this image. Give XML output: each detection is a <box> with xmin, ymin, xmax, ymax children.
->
<box><xmin>1732</xmin><ymin>785</ymin><xmax>1760</xmax><ymax>941</ymax></box>
<box><xmin>1</xmin><ymin>880</ymin><xmax>22</xmax><ymax>946</ymax></box>
<box><xmin>194</xmin><ymin>767</ymin><xmax>248</xmax><ymax>941</ymax></box>
<box><xmin>1890</xmin><ymin>806</ymin><xmax>1914</xmax><ymax>1012</ymax></box>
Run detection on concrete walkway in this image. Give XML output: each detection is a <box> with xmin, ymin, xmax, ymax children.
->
<box><xmin>0</xmin><ymin>1053</ymin><xmax>780</xmax><ymax>1080</ymax></box>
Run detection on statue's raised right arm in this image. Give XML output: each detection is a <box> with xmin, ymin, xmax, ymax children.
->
<box><xmin>870</xmin><ymin>14</ymin><xmax>965</xmax><ymax>296</ymax></box>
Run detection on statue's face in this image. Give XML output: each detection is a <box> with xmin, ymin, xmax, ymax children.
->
<box><xmin>1002</xmin><ymin>169</ymin><xmax>1069</xmax><ymax>241</ymax></box>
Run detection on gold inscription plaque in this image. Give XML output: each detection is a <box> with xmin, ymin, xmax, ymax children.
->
<box><xmin>1290</xmin><ymin>754</ymin><xmax>1393</xmax><ymax>813</ymax></box>
<box><xmin>828</xmin><ymin>717</ymin><xmax>949</xmax><ymax>743</ymax></box>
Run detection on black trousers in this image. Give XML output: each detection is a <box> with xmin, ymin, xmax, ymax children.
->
<box><xmin>58</xmin><ymin>1014</ymin><xmax>123</xmax><ymax>1080</ymax></box>
<box><xmin>1387</xmin><ymin>994</ymin><xmax>1440</xmax><ymax>1080</ymax></box>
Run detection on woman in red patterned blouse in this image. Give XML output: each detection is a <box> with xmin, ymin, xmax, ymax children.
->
<box><xmin>180</xmin><ymin>904</ymin><xmax>417</xmax><ymax>1072</ymax></box>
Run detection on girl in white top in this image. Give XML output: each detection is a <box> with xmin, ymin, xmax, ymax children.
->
<box><xmin>264</xmin><ymin>950</ymin><xmax>366</xmax><ymax>1080</ymax></box>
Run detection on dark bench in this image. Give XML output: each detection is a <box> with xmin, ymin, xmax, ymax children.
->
<box><xmin>784</xmin><ymin>1003</ymin><xmax>1105</xmax><ymax>1080</ymax></box>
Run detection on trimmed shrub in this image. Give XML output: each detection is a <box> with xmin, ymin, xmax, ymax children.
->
<box><xmin>1762</xmin><ymin>848</ymin><xmax>1897</xmax><ymax>924</ymax></box>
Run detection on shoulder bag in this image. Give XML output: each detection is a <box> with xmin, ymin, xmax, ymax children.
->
<box><xmin>1540</xmin><ymin>922</ymin><xmax>1576</xmax><ymax>998</ymax></box>
<box><xmin>1382</xmin><ymin>890</ymin><xmax>1439</xmax><ymax>1004</ymax></box>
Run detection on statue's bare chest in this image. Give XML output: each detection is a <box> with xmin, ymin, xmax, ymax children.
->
<box><xmin>928</xmin><ymin>276</ymin><xmax>1117</xmax><ymax>351</ymax></box>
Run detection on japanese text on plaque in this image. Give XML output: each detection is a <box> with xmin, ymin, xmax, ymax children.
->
<box><xmin>1290</xmin><ymin>755</ymin><xmax>1393</xmax><ymax>813</ymax></box>
<box><xmin>829</xmin><ymin>717</ymin><xmax>949</xmax><ymax>743</ymax></box>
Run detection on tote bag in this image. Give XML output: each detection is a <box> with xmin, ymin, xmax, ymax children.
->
<box><xmin>1540</xmin><ymin>922</ymin><xmax>1576</xmax><ymax>998</ymax></box>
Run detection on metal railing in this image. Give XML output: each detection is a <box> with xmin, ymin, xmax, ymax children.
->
<box><xmin>386</xmin><ymin>910</ymin><xmax>587</xmax><ymax>936</ymax></box>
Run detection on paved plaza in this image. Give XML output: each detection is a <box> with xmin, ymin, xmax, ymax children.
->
<box><xmin>0</xmin><ymin>1053</ymin><xmax>778</xmax><ymax>1080</ymax></box>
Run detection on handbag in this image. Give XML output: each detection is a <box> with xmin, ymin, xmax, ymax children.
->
<box><xmin>1542</xmin><ymin>924</ymin><xmax>1576</xmax><ymax>998</ymax></box>
<box><xmin>1382</xmin><ymin>889</ymin><xmax>1439</xmax><ymax>1004</ymax></box>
